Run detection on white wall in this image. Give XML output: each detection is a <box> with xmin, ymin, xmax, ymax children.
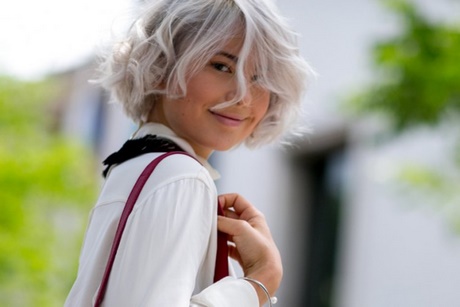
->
<box><xmin>337</xmin><ymin>125</ymin><xmax>460</xmax><ymax>307</ymax></box>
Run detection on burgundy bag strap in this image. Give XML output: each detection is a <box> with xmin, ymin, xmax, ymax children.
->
<box><xmin>214</xmin><ymin>203</ymin><xmax>229</xmax><ymax>282</ymax></box>
<box><xmin>94</xmin><ymin>151</ymin><xmax>228</xmax><ymax>307</ymax></box>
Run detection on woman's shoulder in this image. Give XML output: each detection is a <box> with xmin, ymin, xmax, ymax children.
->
<box><xmin>98</xmin><ymin>153</ymin><xmax>216</xmax><ymax>205</ymax></box>
<box><xmin>151</xmin><ymin>152</ymin><xmax>209</xmax><ymax>177</ymax></box>
<box><xmin>118</xmin><ymin>152</ymin><xmax>211</xmax><ymax>178</ymax></box>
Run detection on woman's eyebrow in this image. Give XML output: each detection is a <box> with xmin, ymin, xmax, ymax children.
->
<box><xmin>216</xmin><ymin>51</ymin><xmax>239</xmax><ymax>63</ymax></box>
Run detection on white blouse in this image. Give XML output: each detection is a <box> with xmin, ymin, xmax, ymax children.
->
<box><xmin>65</xmin><ymin>123</ymin><xmax>259</xmax><ymax>306</ymax></box>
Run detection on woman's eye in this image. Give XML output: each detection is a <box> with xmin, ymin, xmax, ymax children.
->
<box><xmin>212</xmin><ymin>62</ymin><xmax>232</xmax><ymax>73</ymax></box>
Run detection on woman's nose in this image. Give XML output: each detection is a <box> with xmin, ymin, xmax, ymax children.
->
<box><xmin>225</xmin><ymin>88</ymin><xmax>253</xmax><ymax>106</ymax></box>
<box><xmin>238</xmin><ymin>91</ymin><xmax>252</xmax><ymax>106</ymax></box>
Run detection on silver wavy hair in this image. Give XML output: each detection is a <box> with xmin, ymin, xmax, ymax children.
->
<box><xmin>95</xmin><ymin>0</ymin><xmax>314</xmax><ymax>148</ymax></box>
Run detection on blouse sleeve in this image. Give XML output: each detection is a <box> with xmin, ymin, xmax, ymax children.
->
<box><xmin>101</xmin><ymin>169</ymin><xmax>259</xmax><ymax>307</ymax></box>
<box><xmin>190</xmin><ymin>277</ymin><xmax>259</xmax><ymax>306</ymax></box>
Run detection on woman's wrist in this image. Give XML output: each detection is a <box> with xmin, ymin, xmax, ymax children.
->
<box><xmin>241</xmin><ymin>277</ymin><xmax>278</xmax><ymax>306</ymax></box>
<box><xmin>246</xmin><ymin>272</ymin><xmax>281</xmax><ymax>297</ymax></box>
<box><xmin>244</xmin><ymin>265</ymin><xmax>282</xmax><ymax>306</ymax></box>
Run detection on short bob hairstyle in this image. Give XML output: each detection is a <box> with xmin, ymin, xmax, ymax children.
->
<box><xmin>96</xmin><ymin>0</ymin><xmax>313</xmax><ymax>148</ymax></box>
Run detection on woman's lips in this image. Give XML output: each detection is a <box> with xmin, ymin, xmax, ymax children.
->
<box><xmin>210</xmin><ymin>111</ymin><xmax>245</xmax><ymax>127</ymax></box>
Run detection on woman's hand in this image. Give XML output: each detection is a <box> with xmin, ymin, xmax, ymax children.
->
<box><xmin>217</xmin><ymin>193</ymin><xmax>283</xmax><ymax>304</ymax></box>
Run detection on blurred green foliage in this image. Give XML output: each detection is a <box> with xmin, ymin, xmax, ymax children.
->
<box><xmin>0</xmin><ymin>76</ymin><xmax>97</xmax><ymax>306</ymax></box>
<box><xmin>348</xmin><ymin>0</ymin><xmax>460</xmax><ymax>232</ymax></box>
<box><xmin>350</xmin><ymin>0</ymin><xmax>460</xmax><ymax>130</ymax></box>
<box><xmin>397</xmin><ymin>163</ymin><xmax>460</xmax><ymax>232</ymax></box>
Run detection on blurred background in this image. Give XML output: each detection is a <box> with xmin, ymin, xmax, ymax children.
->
<box><xmin>1</xmin><ymin>0</ymin><xmax>460</xmax><ymax>306</ymax></box>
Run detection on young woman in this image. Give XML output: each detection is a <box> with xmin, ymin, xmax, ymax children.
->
<box><xmin>65</xmin><ymin>0</ymin><xmax>312</xmax><ymax>306</ymax></box>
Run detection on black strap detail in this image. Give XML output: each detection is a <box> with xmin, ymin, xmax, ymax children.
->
<box><xmin>102</xmin><ymin>135</ymin><xmax>184</xmax><ymax>177</ymax></box>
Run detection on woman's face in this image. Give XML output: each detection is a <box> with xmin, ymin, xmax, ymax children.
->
<box><xmin>149</xmin><ymin>36</ymin><xmax>270</xmax><ymax>158</ymax></box>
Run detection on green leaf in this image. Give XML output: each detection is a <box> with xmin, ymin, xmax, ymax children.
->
<box><xmin>0</xmin><ymin>75</ymin><xmax>97</xmax><ymax>306</ymax></box>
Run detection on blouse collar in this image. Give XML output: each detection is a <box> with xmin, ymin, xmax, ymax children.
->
<box><xmin>131</xmin><ymin>123</ymin><xmax>220</xmax><ymax>180</ymax></box>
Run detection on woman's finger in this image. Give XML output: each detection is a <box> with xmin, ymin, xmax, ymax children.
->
<box><xmin>227</xmin><ymin>244</ymin><xmax>242</xmax><ymax>265</ymax></box>
<box><xmin>219</xmin><ymin>193</ymin><xmax>262</xmax><ymax>221</ymax></box>
<box><xmin>223</xmin><ymin>209</ymin><xmax>239</xmax><ymax>220</ymax></box>
<box><xmin>217</xmin><ymin>215</ymin><xmax>252</xmax><ymax>237</ymax></box>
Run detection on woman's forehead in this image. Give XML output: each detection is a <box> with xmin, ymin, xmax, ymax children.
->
<box><xmin>215</xmin><ymin>36</ymin><xmax>261</xmax><ymax>70</ymax></box>
<box><xmin>218</xmin><ymin>36</ymin><xmax>244</xmax><ymax>55</ymax></box>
